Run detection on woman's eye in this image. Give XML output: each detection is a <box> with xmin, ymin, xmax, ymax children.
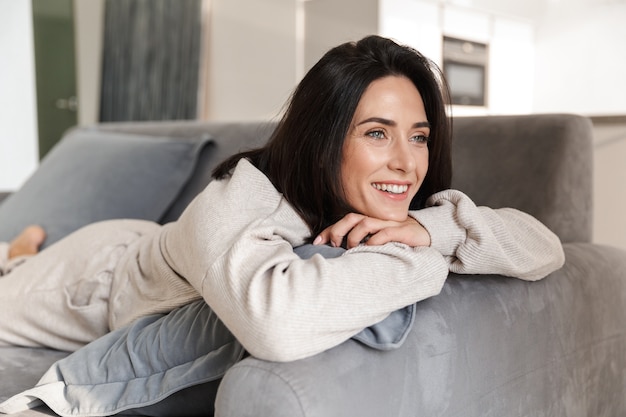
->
<box><xmin>410</xmin><ymin>135</ymin><xmax>429</xmax><ymax>144</ymax></box>
<box><xmin>366</xmin><ymin>130</ymin><xmax>386</xmax><ymax>140</ymax></box>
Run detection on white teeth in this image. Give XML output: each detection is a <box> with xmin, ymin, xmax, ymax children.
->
<box><xmin>372</xmin><ymin>183</ymin><xmax>408</xmax><ymax>194</ymax></box>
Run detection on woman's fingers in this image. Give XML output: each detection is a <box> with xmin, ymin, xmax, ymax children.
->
<box><xmin>315</xmin><ymin>213</ymin><xmax>367</xmax><ymax>247</ymax></box>
<box><xmin>314</xmin><ymin>214</ymin><xmax>431</xmax><ymax>249</ymax></box>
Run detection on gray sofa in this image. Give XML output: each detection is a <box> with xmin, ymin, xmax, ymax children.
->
<box><xmin>0</xmin><ymin>114</ymin><xmax>625</xmax><ymax>416</ymax></box>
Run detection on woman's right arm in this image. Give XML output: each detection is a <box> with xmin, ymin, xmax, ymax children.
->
<box><xmin>200</xmin><ymin>203</ymin><xmax>448</xmax><ymax>363</ymax></box>
<box><xmin>160</xmin><ymin>160</ymin><xmax>448</xmax><ymax>362</ymax></box>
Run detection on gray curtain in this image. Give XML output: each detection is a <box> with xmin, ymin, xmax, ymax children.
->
<box><xmin>100</xmin><ymin>0</ymin><xmax>202</xmax><ymax>122</ymax></box>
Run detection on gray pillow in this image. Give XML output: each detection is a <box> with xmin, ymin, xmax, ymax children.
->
<box><xmin>0</xmin><ymin>128</ymin><xmax>212</xmax><ymax>248</ymax></box>
<box><xmin>0</xmin><ymin>301</ymin><xmax>245</xmax><ymax>416</ymax></box>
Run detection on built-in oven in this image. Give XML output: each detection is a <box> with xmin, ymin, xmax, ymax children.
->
<box><xmin>442</xmin><ymin>36</ymin><xmax>489</xmax><ymax>107</ymax></box>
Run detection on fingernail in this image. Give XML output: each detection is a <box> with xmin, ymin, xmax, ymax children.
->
<box><xmin>313</xmin><ymin>235</ymin><xmax>322</xmax><ymax>245</ymax></box>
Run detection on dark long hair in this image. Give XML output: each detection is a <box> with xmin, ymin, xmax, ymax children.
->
<box><xmin>213</xmin><ymin>35</ymin><xmax>452</xmax><ymax>239</ymax></box>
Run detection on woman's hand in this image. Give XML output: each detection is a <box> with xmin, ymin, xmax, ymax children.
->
<box><xmin>313</xmin><ymin>213</ymin><xmax>431</xmax><ymax>249</ymax></box>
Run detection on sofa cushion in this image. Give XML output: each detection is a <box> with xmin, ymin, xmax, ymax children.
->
<box><xmin>0</xmin><ymin>128</ymin><xmax>212</xmax><ymax>249</ymax></box>
<box><xmin>0</xmin><ymin>347</ymin><xmax>68</xmax><ymax>404</ymax></box>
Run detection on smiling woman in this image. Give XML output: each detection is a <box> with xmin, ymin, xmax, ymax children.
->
<box><xmin>0</xmin><ymin>35</ymin><xmax>565</xmax><ymax>415</ymax></box>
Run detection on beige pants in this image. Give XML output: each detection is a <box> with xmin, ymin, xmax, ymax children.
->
<box><xmin>0</xmin><ymin>219</ymin><xmax>160</xmax><ymax>352</ymax></box>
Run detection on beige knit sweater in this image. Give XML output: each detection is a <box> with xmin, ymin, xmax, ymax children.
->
<box><xmin>105</xmin><ymin>159</ymin><xmax>564</xmax><ymax>362</ymax></box>
<box><xmin>1</xmin><ymin>159</ymin><xmax>564</xmax><ymax>361</ymax></box>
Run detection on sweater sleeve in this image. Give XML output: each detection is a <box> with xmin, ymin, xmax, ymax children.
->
<box><xmin>160</xmin><ymin>160</ymin><xmax>449</xmax><ymax>362</ymax></box>
<box><xmin>409</xmin><ymin>189</ymin><xmax>565</xmax><ymax>281</ymax></box>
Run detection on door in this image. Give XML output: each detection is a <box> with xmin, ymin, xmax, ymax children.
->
<box><xmin>32</xmin><ymin>0</ymin><xmax>78</xmax><ymax>159</ymax></box>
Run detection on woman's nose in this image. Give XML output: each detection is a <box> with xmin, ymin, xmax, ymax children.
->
<box><xmin>388</xmin><ymin>140</ymin><xmax>417</xmax><ymax>172</ymax></box>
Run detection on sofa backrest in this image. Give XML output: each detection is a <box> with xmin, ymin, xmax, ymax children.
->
<box><xmin>95</xmin><ymin>113</ymin><xmax>593</xmax><ymax>244</ymax></box>
<box><xmin>451</xmin><ymin>114</ymin><xmax>593</xmax><ymax>244</ymax></box>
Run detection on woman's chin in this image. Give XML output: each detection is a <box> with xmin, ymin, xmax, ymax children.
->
<box><xmin>365</xmin><ymin>209</ymin><xmax>410</xmax><ymax>222</ymax></box>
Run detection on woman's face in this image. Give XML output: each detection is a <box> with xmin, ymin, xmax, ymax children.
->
<box><xmin>341</xmin><ymin>75</ymin><xmax>430</xmax><ymax>221</ymax></box>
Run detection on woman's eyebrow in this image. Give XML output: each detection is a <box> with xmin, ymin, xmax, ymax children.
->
<box><xmin>413</xmin><ymin>121</ymin><xmax>431</xmax><ymax>129</ymax></box>
<box><xmin>357</xmin><ymin>117</ymin><xmax>430</xmax><ymax>129</ymax></box>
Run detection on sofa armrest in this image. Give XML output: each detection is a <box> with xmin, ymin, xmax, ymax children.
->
<box><xmin>215</xmin><ymin>243</ymin><xmax>626</xmax><ymax>417</ymax></box>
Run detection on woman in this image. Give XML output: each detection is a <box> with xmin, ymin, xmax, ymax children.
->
<box><xmin>0</xmin><ymin>36</ymin><xmax>564</xmax><ymax>363</ymax></box>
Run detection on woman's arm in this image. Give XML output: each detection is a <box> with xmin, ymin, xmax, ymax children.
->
<box><xmin>315</xmin><ymin>189</ymin><xmax>564</xmax><ymax>282</ymax></box>
<box><xmin>409</xmin><ymin>189</ymin><xmax>565</xmax><ymax>281</ymax></box>
<box><xmin>203</xmin><ymin>219</ymin><xmax>447</xmax><ymax>362</ymax></box>
<box><xmin>160</xmin><ymin>160</ymin><xmax>449</xmax><ymax>362</ymax></box>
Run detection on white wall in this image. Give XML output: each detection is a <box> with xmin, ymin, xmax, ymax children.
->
<box><xmin>379</xmin><ymin>0</ymin><xmax>441</xmax><ymax>61</ymax></box>
<box><xmin>202</xmin><ymin>0</ymin><xmax>297</xmax><ymax>121</ymax></box>
<box><xmin>201</xmin><ymin>0</ymin><xmax>380</xmax><ymax>121</ymax></box>
<box><xmin>304</xmin><ymin>0</ymin><xmax>378</xmax><ymax>72</ymax></box>
<box><xmin>488</xmin><ymin>17</ymin><xmax>534</xmax><ymax>114</ymax></box>
<box><xmin>0</xmin><ymin>0</ymin><xmax>39</xmax><ymax>192</ymax></box>
<box><xmin>534</xmin><ymin>2</ymin><xmax>626</xmax><ymax>115</ymax></box>
<box><xmin>0</xmin><ymin>0</ymin><xmax>104</xmax><ymax>192</ymax></box>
